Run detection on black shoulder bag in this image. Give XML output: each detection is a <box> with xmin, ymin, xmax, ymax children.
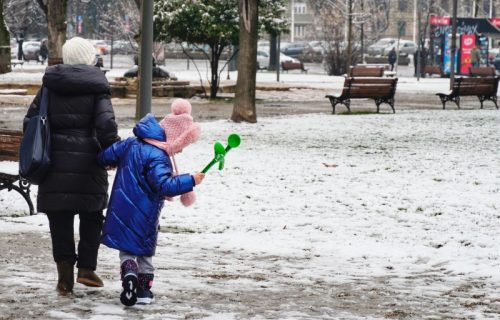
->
<box><xmin>19</xmin><ymin>86</ymin><xmax>51</xmax><ymax>184</ymax></box>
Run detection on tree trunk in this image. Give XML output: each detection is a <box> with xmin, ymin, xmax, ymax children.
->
<box><xmin>232</xmin><ymin>0</ymin><xmax>258</xmax><ymax>123</ymax></box>
<box><xmin>0</xmin><ymin>0</ymin><xmax>11</xmax><ymax>74</ymax></box>
<box><xmin>46</xmin><ymin>0</ymin><xmax>67</xmax><ymax>65</ymax></box>
<box><xmin>210</xmin><ymin>46</ymin><xmax>222</xmax><ymax>99</ymax></box>
<box><xmin>268</xmin><ymin>35</ymin><xmax>277</xmax><ymax>71</ymax></box>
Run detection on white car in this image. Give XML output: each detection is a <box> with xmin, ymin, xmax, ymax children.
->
<box><xmin>257</xmin><ymin>50</ymin><xmax>298</xmax><ymax>70</ymax></box>
<box><xmin>383</xmin><ymin>40</ymin><xmax>417</xmax><ymax>56</ymax></box>
<box><xmin>367</xmin><ymin>38</ymin><xmax>397</xmax><ymax>56</ymax></box>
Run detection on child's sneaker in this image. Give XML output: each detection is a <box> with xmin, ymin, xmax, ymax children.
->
<box><xmin>137</xmin><ymin>273</ymin><xmax>155</xmax><ymax>305</ymax></box>
<box><xmin>120</xmin><ymin>259</ymin><xmax>138</xmax><ymax>306</ymax></box>
<box><xmin>137</xmin><ymin>288</ymin><xmax>155</xmax><ymax>304</ymax></box>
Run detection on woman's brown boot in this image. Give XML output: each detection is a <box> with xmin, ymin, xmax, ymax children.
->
<box><xmin>56</xmin><ymin>261</ymin><xmax>74</xmax><ymax>295</ymax></box>
<box><xmin>76</xmin><ymin>268</ymin><xmax>104</xmax><ymax>287</ymax></box>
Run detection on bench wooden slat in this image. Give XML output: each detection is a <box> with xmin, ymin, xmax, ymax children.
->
<box><xmin>469</xmin><ymin>67</ymin><xmax>496</xmax><ymax>77</ymax></box>
<box><xmin>424</xmin><ymin>65</ymin><xmax>443</xmax><ymax>77</ymax></box>
<box><xmin>350</xmin><ymin>66</ymin><xmax>383</xmax><ymax>77</ymax></box>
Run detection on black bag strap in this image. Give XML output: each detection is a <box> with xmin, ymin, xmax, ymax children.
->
<box><xmin>39</xmin><ymin>86</ymin><xmax>48</xmax><ymax>118</ymax></box>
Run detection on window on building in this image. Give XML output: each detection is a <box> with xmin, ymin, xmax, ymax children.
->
<box><xmin>294</xmin><ymin>25</ymin><xmax>305</xmax><ymax>38</ymax></box>
<box><xmin>294</xmin><ymin>3</ymin><xmax>307</xmax><ymax>14</ymax></box>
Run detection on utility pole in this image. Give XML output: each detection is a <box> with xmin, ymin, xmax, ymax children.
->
<box><xmin>360</xmin><ymin>0</ymin><xmax>364</xmax><ymax>64</ymax></box>
<box><xmin>449</xmin><ymin>0</ymin><xmax>458</xmax><ymax>90</ymax></box>
<box><xmin>489</xmin><ymin>0</ymin><xmax>493</xmax><ymax>49</ymax></box>
<box><xmin>346</xmin><ymin>0</ymin><xmax>353</xmax><ymax>75</ymax></box>
<box><xmin>290</xmin><ymin>0</ymin><xmax>294</xmax><ymax>42</ymax></box>
<box><xmin>413</xmin><ymin>0</ymin><xmax>417</xmax><ymax>43</ymax></box>
<box><xmin>417</xmin><ymin>7</ymin><xmax>422</xmax><ymax>81</ymax></box>
<box><xmin>136</xmin><ymin>0</ymin><xmax>153</xmax><ymax>120</ymax></box>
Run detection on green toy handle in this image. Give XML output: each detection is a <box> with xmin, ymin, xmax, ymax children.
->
<box><xmin>201</xmin><ymin>134</ymin><xmax>241</xmax><ymax>173</ymax></box>
<box><xmin>201</xmin><ymin>142</ymin><xmax>225</xmax><ymax>173</ymax></box>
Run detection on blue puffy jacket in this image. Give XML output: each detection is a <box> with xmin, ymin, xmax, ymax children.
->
<box><xmin>98</xmin><ymin>114</ymin><xmax>195</xmax><ymax>256</ymax></box>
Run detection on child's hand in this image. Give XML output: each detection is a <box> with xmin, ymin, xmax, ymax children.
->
<box><xmin>193</xmin><ymin>172</ymin><xmax>205</xmax><ymax>185</ymax></box>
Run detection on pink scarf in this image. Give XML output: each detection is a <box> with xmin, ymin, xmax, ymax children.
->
<box><xmin>143</xmin><ymin>138</ymin><xmax>196</xmax><ymax>207</ymax></box>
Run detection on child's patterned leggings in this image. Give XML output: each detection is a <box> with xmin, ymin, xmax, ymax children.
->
<box><xmin>119</xmin><ymin>251</ymin><xmax>154</xmax><ymax>274</ymax></box>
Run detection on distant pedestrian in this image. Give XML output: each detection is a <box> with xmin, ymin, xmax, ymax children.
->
<box><xmin>39</xmin><ymin>40</ymin><xmax>48</xmax><ymax>64</ymax></box>
<box><xmin>16</xmin><ymin>32</ymin><xmax>24</xmax><ymax>61</ymax></box>
<box><xmin>388</xmin><ymin>47</ymin><xmax>397</xmax><ymax>71</ymax></box>
<box><xmin>471</xmin><ymin>45</ymin><xmax>481</xmax><ymax>68</ymax></box>
<box><xmin>98</xmin><ymin>99</ymin><xmax>205</xmax><ymax>306</ymax></box>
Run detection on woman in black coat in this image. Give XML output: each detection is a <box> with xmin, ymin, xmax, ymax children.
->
<box><xmin>23</xmin><ymin>37</ymin><xmax>120</xmax><ymax>295</ymax></box>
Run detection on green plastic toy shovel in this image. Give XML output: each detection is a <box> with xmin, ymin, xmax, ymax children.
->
<box><xmin>201</xmin><ymin>133</ymin><xmax>241</xmax><ymax>173</ymax></box>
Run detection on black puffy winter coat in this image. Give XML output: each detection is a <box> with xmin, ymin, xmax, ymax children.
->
<box><xmin>23</xmin><ymin>64</ymin><xmax>120</xmax><ymax>213</ymax></box>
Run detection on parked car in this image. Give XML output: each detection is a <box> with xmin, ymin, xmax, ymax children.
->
<box><xmin>111</xmin><ymin>40</ymin><xmax>138</xmax><ymax>55</ymax></box>
<box><xmin>309</xmin><ymin>40</ymin><xmax>327</xmax><ymax>55</ymax></box>
<box><xmin>383</xmin><ymin>40</ymin><xmax>417</xmax><ymax>56</ymax></box>
<box><xmin>22</xmin><ymin>41</ymin><xmax>41</xmax><ymax>62</ymax></box>
<box><xmin>257</xmin><ymin>40</ymin><xmax>270</xmax><ymax>50</ymax></box>
<box><xmin>367</xmin><ymin>38</ymin><xmax>397</xmax><ymax>56</ymax></box>
<box><xmin>91</xmin><ymin>40</ymin><xmax>109</xmax><ymax>55</ymax></box>
<box><xmin>280</xmin><ymin>42</ymin><xmax>312</xmax><ymax>58</ymax></box>
<box><xmin>257</xmin><ymin>50</ymin><xmax>299</xmax><ymax>70</ymax></box>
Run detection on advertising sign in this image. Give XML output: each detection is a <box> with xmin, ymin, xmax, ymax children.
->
<box><xmin>443</xmin><ymin>34</ymin><xmax>458</xmax><ymax>75</ymax></box>
<box><xmin>430</xmin><ymin>15</ymin><xmax>451</xmax><ymax>26</ymax></box>
<box><xmin>489</xmin><ymin>18</ymin><xmax>500</xmax><ymax>28</ymax></box>
<box><xmin>459</xmin><ymin>34</ymin><xmax>475</xmax><ymax>74</ymax></box>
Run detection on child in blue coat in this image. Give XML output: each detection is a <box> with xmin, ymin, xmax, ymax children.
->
<box><xmin>98</xmin><ymin>99</ymin><xmax>204</xmax><ymax>306</ymax></box>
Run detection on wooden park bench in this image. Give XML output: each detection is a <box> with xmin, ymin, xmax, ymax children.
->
<box><xmin>436</xmin><ymin>77</ymin><xmax>499</xmax><ymax>109</ymax></box>
<box><xmin>424</xmin><ymin>65</ymin><xmax>444</xmax><ymax>77</ymax></box>
<box><xmin>350</xmin><ymin>66</ymin><xmax>384</xmax><ymax>77</ymax></box>
<box><xmin>281</xmin><ymin>60</ymin><xmax>308</xmax><ymax>73</ymax></box>
<box><xmin>468</xmin><ymin>66</ymin><xmax>496</xmax><ymax>77</ymax></box>
<box><xmin>0</xmin><ymin>129</ymin><xmax>35</xmax><ymax>215</ymax></box>
<box><xmin>325</xmin><ymin>77</ymin><xmax>398</xmax><ymax>114</ymax></box>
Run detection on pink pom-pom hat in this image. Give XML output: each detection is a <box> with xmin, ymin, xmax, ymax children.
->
<box><xmin>159</xmin><ymin>98</ymin><xmax>200</xmax><ymax>156</ymax></box>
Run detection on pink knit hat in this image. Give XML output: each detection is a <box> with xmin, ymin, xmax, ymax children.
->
<box><xmin>159</xmin><ymin>98</ymin><xmax>201</xmax><ymax>155</ymax></box>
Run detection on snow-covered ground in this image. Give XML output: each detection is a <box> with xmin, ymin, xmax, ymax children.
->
<box><xmin>1</xmin><ymin>108</ymin><xmax>499</xmax><ymax>319</ymax></box>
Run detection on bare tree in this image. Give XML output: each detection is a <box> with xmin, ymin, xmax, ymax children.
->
<box><xmin>4</xmin><ymin>0</ymin><xmax>46</xmax><ymax>38</ymax></box>
<box><xmin>0</xmin><ymin>0</ymin><xmax>11</xmax><ymax>74</ymax></box>
<box><xmin>36</xmin><ymin>0</ymin><xmax>67</xmax><ymax>65</ymax></box>
<box><xmin>231</xmin><ymin>0</ymin><xmax>259</xmax><ymax>123</ymax></box>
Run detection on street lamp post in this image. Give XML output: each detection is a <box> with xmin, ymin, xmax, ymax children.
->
<box><xmin>449</xmin><ymin>0</ymin><xmax>458</xmax><ymax>90</ymax></box>
<box><xmin>137</xmin><ymin>0</ymin><xmax>153</xmax><ymax>120</ymax></box>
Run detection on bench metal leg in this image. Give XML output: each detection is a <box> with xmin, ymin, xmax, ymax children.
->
<box><xmin>327</xmin><ymin>97</ymin><xmax>351</xmax><ymax>114</ymax></box>
<box><xmin>437</xmin><ymin>94</ymin><xmax>447</xmax><ymax>109</ymax></box>
<box><xmin>374</xmin><ymin>98</ymin><xmax>396</xmax><ymax>113</ymax></box>
<box><xmin>0</xmin><ymin>179</ymin><xmax>35</xmax><ymax>215</ymax></box>
<box><xmin>478</xmin><ymin>95</ymin><xmax>499</xmax><ymax>109</ymax></box>
<box><xmin>437</xmin><ymin>94</ymin><xmax>460</xmax><ymax>110</ymax></box>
